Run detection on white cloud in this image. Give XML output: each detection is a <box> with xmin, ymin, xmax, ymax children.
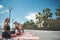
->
<box><xmin>20</xmin><ymin>21</ymin><xmax>24</xmax><ymax>24</ymax></box>
<box><xmin>24</xmin><ymin>12</ymin><xmax>38</xmax><ymax>22</ymax></box>
<box><xmin>14</xmin><ymin>18</ymin><xmax>20</xmax><ymax>22</ymax></box>
<box><xmin>0</xmin><ymin>5</ymin><xmax>9</xmax><ymax>14</ymax></box>
<box><xmin>0</xmin><ymin>9</ymin><xmax>9</xmax><ymax>14</ymax></box>
<box><xmin>4</xmin><ymin>9</ymin><xmax>9</xmax><ymax>13</ymax></box>
<box><xmin>0</xmin><ymin>5</ymin><xmax>3</xmax><ymax>9</ymax></box>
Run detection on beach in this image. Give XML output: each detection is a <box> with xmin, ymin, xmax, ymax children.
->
<box><xmin>0</xmin><ymin>29</ymin><xmax>60</xmax><ymax>40</ymax></box>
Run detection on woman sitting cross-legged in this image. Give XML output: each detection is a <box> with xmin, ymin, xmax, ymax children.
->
<box><xmin>13</xmin><ymin>21</ymin><xmax>24</xmax><ymax>35</ymax></box>
<box><xmin>13</xmin><ymin>21</ymin><xmax>20</xmax><ymax>35</ymax></box>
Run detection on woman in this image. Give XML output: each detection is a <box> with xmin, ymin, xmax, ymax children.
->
<box><xmin>13</xmin><ymin>21</ymin><xmax>20</xmax><ymax>35</ymax></box>
<box><xmin>2</xmin><ymin>18</ymin><xmax>11</xmax><ymax>39</ymax></box>
<box><xmin>13</xmin><ymin>22</ymin><xmax>24</xmax><ymax>35</ymax></box>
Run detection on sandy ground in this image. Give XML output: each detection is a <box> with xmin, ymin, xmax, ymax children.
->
<box><xmin>0</xmin><ymin>29</ymin><xmax>60</xmax><ymax>40</ymax></box>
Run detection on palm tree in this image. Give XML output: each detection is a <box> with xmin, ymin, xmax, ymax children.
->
<box><xmin>55</xmin><ymin>6</ymin><xmax>60</xmax><ymax>30</ymax></box>
<box><xmin>44</xmin><ymin>8</ymin><xmax>52</xmax><ymax>19</ymax></box>
<box><xmin>23</xmin><ymin>21</ymin><xmax>30</xmax><ymax>29</ymax></box>
<box><xmin>42</xmin><ymin>8</ymin><xmax>53</xmax><ymax>29</ymax></box>
<box><xmin>23</xmin><ymin>20</ymin><xmax>36</xmax><ymax>29</ymax></box>
<box><xmin>36</xmin><ymin>12</ymin><xmax>44</xmax><ymax>29</ymax></box>
<box><xmin>36</xmin><ymin>12</ymin><xmax>41</xmax><ymax>20</ymax></box>
<box><xmin>30</xmin><ymin>20</ymin><xmax>36</xmax><ymax>29</ymax></box>
<box><xmin>55</xmin><ymin>6</ymin><xmax>60</xmax><ymax>18</ymax></box>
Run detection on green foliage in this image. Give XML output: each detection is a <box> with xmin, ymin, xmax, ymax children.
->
<box><xmin>55</xmin><ymin>6</ymin><xmax>60</xmax><ymax>16</ymax></box>
<box><xmin>23</xmin><ymin>20</ymin><xmax>37</xmax><ymax>29</ymax></box>
<box><xmin>23</xmin><ymin>6</ymin><xmax>60</xmax><ymax>30</ymax></box>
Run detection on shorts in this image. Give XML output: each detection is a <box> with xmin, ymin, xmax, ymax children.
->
<box><xmin>2</xmin><ymin>32</ymin><xmax>11</xmax><ymax>39</ymax></box>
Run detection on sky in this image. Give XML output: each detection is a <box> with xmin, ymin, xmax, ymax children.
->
<box><xmin>0</xmin><ymin>0</ymin><xmax>60</xmax><ymax>28</ymax></box>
